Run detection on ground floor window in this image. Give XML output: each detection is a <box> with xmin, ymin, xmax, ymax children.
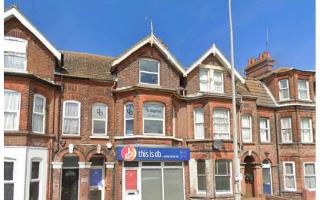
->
<box><xmin>215</xmin><ymin>160</ymin><xmax>232</xmax><ymax>194</ymax></box>
<box><xmin>123</xmin><ymin>161</ymin><xmax>184</xmax><ymax>200</ymax></box>
<box><xmin>304</xmin><ymin>163</ymin><xmax>316</xmax><ymax>190</ymax></box>
<box><xmin>283</xmin><ymin>162</ymin><xmax>296</xmax><ymax>191</ymax></box>
<box><xmin>4</xmin><ymin>161</ymin><xmax>14</xmax><ymax>200</ymax></box>
<box><xmin>29</xmin><ymin>160</ymin><xmax>41</xmax><ymax>200</ymax></box>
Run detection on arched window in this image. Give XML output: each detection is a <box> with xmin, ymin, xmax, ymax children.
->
<box><xmin>124</xmin><ymin>102</ymin><xmax>134</xmax><ymax>135</ymax></box>
<box><xmin>62</xmin><ymin>100</ymin><xmax>81</xmax><ymax>135</ymax></box>
<box><xmin>143</xmin><ymin>102</ymin><xmax>164</xmax><ymax>135</ymax></box>
<box><xmin>4</xmin><ymin>89</ymin><xmax>21</xmax><ymax>131</ymax></box>
<box><xmin>92</xmin><ymin>103</ymin><xmax>107</xmax><ymax>135</ymax></box>
<box><xmin>32</xmin><ymin>94</ymin><xmax>46</xmax><ymax>133</ymax></box>
<box><xmin>213</xmin><ymin>108</ymin><xmax>230</xmax><ymax>139</ymax></box>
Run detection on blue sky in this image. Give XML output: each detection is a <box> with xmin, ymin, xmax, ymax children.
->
<box><xmin>5</xmin><ymin>0</ymin><xmax>315</xmax><ymax>73</ymax></box>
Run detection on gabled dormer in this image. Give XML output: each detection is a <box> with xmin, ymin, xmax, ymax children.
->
<box><xmin>111</xmin><ymin>34</ymin><xmax>185</xmax><ymax>90</ymax></box>
<box><xmin>4</xmin><ymin>6</ymin><xmax>61</xmax><ymax>81</ymax></box>
<box><xmin>184</xmin><ymin>44</ymin><xmax>244</xmax><ymax>96</ymax></box>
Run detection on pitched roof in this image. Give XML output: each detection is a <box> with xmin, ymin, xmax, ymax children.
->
<box><xmin>4</xmin><ymin>5</ymin><xmax>61</xmax><ymax>61</ymax></box>
<box><xmin>111</xmin><ymin>34</ymin><xmax>185</xmax><ymax>75</ymax></box>
<box><xmin>244</xmin><ymin>78</ymin><xmax>277</xmax><ymax>107</ymax></box>
<box><xmin>185</xmin><ymin>44</ymin><xmax>245</xmax><ymax>83</ymax></box>
<box><xmin>58</xmin><ymin>51</ymin><xmax>114</xmax><ymax>81</ymax></box>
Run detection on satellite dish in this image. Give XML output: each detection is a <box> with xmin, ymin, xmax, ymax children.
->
<box><xmin>213</xmin><ymin>140</ymin><xmax>223</xmax><ymax>150</ymax></box>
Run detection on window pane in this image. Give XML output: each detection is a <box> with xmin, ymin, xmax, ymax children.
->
<box><xmin>4</xmin><ymin>91</ymin><xmax>20</xmax><ymax>111</ymax></box>
<box><xmin>199</xmin><ymin>69</ymin><xmax>208</xmax><ymax>81</ymax></box>
<box><xmin>142</xmin><ymin>162</ymin><xmax>161</xmax><ymax>166</ymax></box>
<box><xmin>29</xmin><ymin>182</ymin><xmax>39</xmax><ymax>200</ymax></box>
<box><xmin>279</xmin><ymin>79</ymin><xmax>288</xmax><ymax>88</ymax></box>
<box><xmin>285</xmin><ymin>176</ymin><xmax>295</xmax><ymax>189</ymax></box>
<box><xmin>140</xmin><ymin>72</ymin><xmax>158</xmax><ymax>84</ymax></box>
<box><xmin>4</xmin><ymin>162</ymin><xmax>14</xmax><ymax>180</ymax></box>
<box><xmin>32</xmin><ymin>114</ymin><xmax>44</xmax><ymax>133</ymax></box>
<box><xmin>92</xmin><ymin>104</ymin><xmax>106</xmax><ymax>119</ymax></box>
<box><xmin>62</xmin><ymin>156</ymin><xmax>79</xmax><ymax>167</ymax></box>
<box><xmin>4</xmin><ymin>54</ymin><xmax>25</xmax><ymax>70</ymax></box>
<box><xmin>198</xmin><ymin>176</ymin><xmax>206</xmax><ymax>191</ymax></box>
<box><xmin>216</xmin><ymin>176</ymin><xmax>230</xmax><ymax>191</ymax></box>
<box><xmin>125</xmin><ymin>120</ymin><xmax>133</xmax><ymax>135</ymax></box>
<box><xmin>34</xmin><ymin>96</ymin><xmax>44</xmax><ymax>113</ymax></box>
<box><xmin>305</xmin><ymin>177</ymin><xmax>316</xmax><ymax>189</ymax></box>
<box><xmin>65</xmin><ymin>102</ymin><xmax>79</xmax><ymax>117</ymax></box>
<box><xmin>298</xmin><ymin>80</ymin><xmax>307</xmax><ymax>89</ymax></box>
<box><xmin>141</xmin><ymin>169</ymin><xmax>162</xmax><ymax>200</ymax></box>
<box><xmin>140</xmin><ymin>59</ymin><xmax>159</xmax><ymax>72</ymax></box>
<box><xmin>31</xmin><ymin>161</ymin><xmax>40</xmax><ymax>179</ymax></box>
<box><xmin>63</xmin><ymin>119</ymin><xmax>79</xmax><ymax>134</ymax></box>
<box><xmin>281</xmin><ymin>118</ymin><xmax>291</xmax><ymax>129</ymax></box>
<box><xmin>90</xmin><ymin>157</ymin><xmax>104</xmax><ymax>166</ymax></box>
<box><xmin>144</xmin><ymin>120</ymin><xmax>163</xmax><ymax>134</ymax></box>
<box><xmin>285</xmin><ymin>164</ymin><xmax>293</xmax><ymax>174</ymax></box>
<box><xmin>143</xmin><ymin>103</ymin><xmax>163</xmax><ymax>119</ymax></box>
<box><xmin>197</xmin><ymin>160</ymin><xmax>205</xmax><ymax>174</ymax></box>
<box><xmin>216</xmin><ymin>161</ymin><xmax>228</xmax><ymax>175</ymax></box>
<box><xmin>4</xmin><ymin>183</ymin><xmax>14</xmax><ymax>200</ymax></box>
<box><xmin>164</xmin><ymin>169</ymin><xmax>184</xmax><ymax>200</ymax></box>
<box><xmin>301</xmin><ymin>118</ymin><xmax>310</xmax><ymax>129</ymax></box>
<box><xmin>125</xmin><ymin>103</ymin><xmax>134</xmax><ymax>119</ymax></box>
<box><xmin>4</xmin><ymin>113</ymin><xmax>18</xmax><ymax>130</ymax></box>
<box><xmin>93</xmin><ymin>120</ymin><xmax>106</xmax><ymax>134</ymax></box>
<box><xmin>305</xmin><ymin>164</ymin><xmax>315</xmax><ymax>175</ymax></box>
<box><xmin>280</xmin><ymin>90</ymin><xmax>289</xmax><ymax>99</ymax></box>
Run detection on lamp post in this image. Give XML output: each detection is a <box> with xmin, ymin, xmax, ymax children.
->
<box><xmin>228</xmin><ymin>0</ymin><xmax>242</xmax><ymax>199</ymax></box>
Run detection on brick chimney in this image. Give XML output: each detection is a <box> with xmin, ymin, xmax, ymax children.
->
<box><xmin>245</xmin><ymin>51</ymin><xmax>274</xmax><ymax>78</ymax></box>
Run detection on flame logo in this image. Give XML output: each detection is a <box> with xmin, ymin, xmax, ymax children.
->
<box><xmin>121</xmin><ymin>146</ymin><xmax>137</xmax><ymax>161</ymax></box>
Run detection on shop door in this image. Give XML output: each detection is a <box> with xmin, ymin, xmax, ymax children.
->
<box><xmin>262</xmin><ymin>164</ymin><xmax>272</xmax><ymax>195</ymax></box>
<box><xmin>61</xmin><ymin>168</ymin><xmax>79</xmax><ymax>200</ymax></box>
<box><xmin>124</xmin><ymin>169</ymin><xmax>140</xmax><ymax>200</ymax></box>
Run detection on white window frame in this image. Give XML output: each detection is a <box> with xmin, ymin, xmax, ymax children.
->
<box><xmin>283</xmin><ymin>162</ymin><xmax>296</xmax><ymax>191</ymax></box>
<box><xmin>143</xmin><ymin>102</ymin><xmax>165</xmax><ymax>135</ymax></box>
<box><xmin>172</xmin><ymin>107</ymin><xmax>176</xmax><ymax>137</ymax></box>
<box><xmin>241</xmin><ymin>115</ymin><xmax>252</xmax><ymax>143</ymax></box>
<box><xmin>4</xmin><ymin>159</ymin><xmax>15</xmax><ymax>200</ymax></box>
<box><xmin>32</xmin><ymin>94</ymin><xmax>46</xmax><ymax>134</ymax></box>
<box><xmin>91</xmin><ymin>103</ymin><xmax>108</xmax><ymax>135</ymax></box>
<box><xmin>298</xmin><ymin>79</ymin><xmax>310</xmax><ymax>100</ymax></box>
<box><xmin>29</xmin><ymin>159</ymin><xmax>42</xmax><ymax>200</ymax></box>
<box><xmin>196</xmin><ymin>160</ymin><xmax>206</xmax><ymax>193</ymax></box>
<box><xmin>124</xmin><ymin>102</ymin><xmax>134</xmax><ymax>136</ymax></box>
<box><xmin>303</xmin><ymin>162</ymin><xmax>316</xmax><ymax>191</ymax></box>
<box><xmin>260</xmin><ymin>118</ymin><xmax>271</xmax><ymax>143</ymax></box>
<box><xmin>62</xmin><ymin>100</ymin><xmax>81</xmax><ymax>136</ymax></box>
<box><xmin>139</xmin><ymin>58</ymin><xmax>160</xmax><ymax>85</ymax></box>
<box><xmin>4</xmin><ymin>36</ymin><xmax>27</xmax><ymax>72</ymax></box>
<box><xmin>4</xmin><ymin>89</ymin><xmax>21</xmax><ymax>131</ymax></box>
<box><xmin>300</xmin><ymin>118</ymin><xmax>313</xmax><ymax>143</ymax></box>
<box><xmin>213</xmin><ymin>108</ymin><xmax>230</xmax><ymax>140</ymax></box>
<box><xmin>194</xmin><ymin>108</ymin><xmax>204</xmax><ymax>139</ymax></box>
<box><xmin>279</xmin><ymin>79</ymin><xmax>290</xmax><ymax>101</ymax></box>
<box><xmin>281</xmin><ymin>118</ymin><xmax>292</xmax><ymax>143</ymax></box>
<box><xmin>215</xmin><ymin>160</ymin><xmax>232</xmax><ymax>195</ymax></box>
<box><xmin>199</xmin><ymin>67</ymin><xmax>224</xmax><ymax>93</ymax></box>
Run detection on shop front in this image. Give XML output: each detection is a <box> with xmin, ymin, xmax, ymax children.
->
<box><xmin>116</xmin><ymin>146</ymin><xmax>190</xmax><ymax>200</ymax></box>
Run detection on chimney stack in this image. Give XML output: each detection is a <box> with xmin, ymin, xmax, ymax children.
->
<box><xmin>245</xmin><ymin>51</ymin><xmax>274</xmax><ymax>78</ymax></box>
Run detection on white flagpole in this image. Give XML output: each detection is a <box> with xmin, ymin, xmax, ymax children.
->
<box><xmin>228</xmin><ymin>0</ymin><xmax>241</xmax><ymax>199</ymax></box>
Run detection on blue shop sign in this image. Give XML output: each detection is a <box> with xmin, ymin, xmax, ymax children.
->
<box><xmin>116</xmin><ymin>146</ymin><xmax>190</xmax><ymax>161</ymax></box>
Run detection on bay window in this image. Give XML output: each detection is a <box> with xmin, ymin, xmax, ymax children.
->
<box><xmin>279</xmin><ymin>79</ymin><xmax>290</xmax><ymax>100</ymax></box>
<box><xmin>283</xmin><ymin>162</ymin><xmax>296</xmax><ymax>191</ymax></box>
<box><xmin>92</xmin><ymin>103</ymin><xmax>107</xmax><ymax>135</ymax></box>
<box><xmin>215</xmin><ymin>160</ymin><xmax>232</xmax><ymax>194</ymax></box>
<box><xmin>213</xmin><ymin>108</ymin><xmax>230</xmax><ymax>139</ymax></box>
<box><xmin>281</xmin><ymin>118</ymin><xmax>292</xmax><ymax>143</ymax></box>
<box><xmin>304</xmin><ymin>163</ymin><xmax>316</xmax><ymax>190</ymax></box>
<box><xmin>63</xmin><ymin>101</ymin><xmax>80</xmax><ymax>135</ymax></box>
<box><xmin>143</xmin><ymin>102</ymin><xmax>164</xmax><ymax>135</ymax></box>
<box><xmin>298</xmin><ymin>80</ymin><xmax>309</xmax><ymax>100</ymax></box>
<box><xmin>4</xmin><ymin>161</ymin><xmax>15</xmax><ymax>200</ymax></box>
<box><xmin>301</xmin><ymin>118</ymin><xmax>312</xmax><ymax>143</ymax></box>
<box><xmin>241</xmin><ymin>115</ymin><xmax>252</xmax><ymax>143</ymax></box>
<box><xmin>199</xmin><ymin>68</ymin><xmax>223</xmax><ymax>93</ymax></box>
<box><xmin>125</xmin><ymin>102</ymin><xmax>134</xmax><ymax>135</ymax></box>
<box><xmin>29</xmin><ymin>160</ymin><xmax>41</xmax><ymax>200</ymax></box>
<box><xmin>4</xmin><ymin>90</ymin><xmax>21</xmax><ymax>131</ymax></box>
<box><xmin>4</xmin><ymin>37</ymin><xmax>27</xmax><ymax>71</ymax></box>
<box><xmin>260</xmin><ymin>118</ymin><xmax>270</xmax><ymax>143</ymax></box>
<box><xmin>32</xmin><ymin>94</ymin><xmax>46</xmax><ymax>133</ymax></box>
<box><xmin>139</xmin><ymin>59</ymin><xmax>159</xmax><ymax>85</ymax></box>
<box><xmin>194</xmin><ymin>108</ymin><xmax>204</xmax><ymax>139</ymax></box>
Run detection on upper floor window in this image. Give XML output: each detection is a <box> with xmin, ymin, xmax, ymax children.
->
<box><xmin>139</xmin><ymin>59</ymin><xmax>159</xmax><ymax>85</ymax></box>
<box><xmin>124</xmin><ymin>102</ymin><xmax>134</xmax><ymax>135</ymax></box>
<box><xmin>260</xmin><ymin>118</ymin><xmax>270</xmax><ymax>143</ymax></box>
<box><xmin>4</xmin><ymin>160</ymin><xmax>15</xmax><ymax>200</ymax></box>
<box><xmin>215</xmin><ymin>160</ymin><xmax>232</xmax><ymax>194</ymax></box>
<box><xmin>281</xmin><ymin>118</ymin><xmax>292</xmax><ymax>143</ymax></box>
<box><xmin>279</xmin><ymin>79</ymin><xmax>290</xmax><ymax>100</ymax></box>
<box><xmin>241</xmin><ymin>115</ymin><xmax>252</xmax><ymax>143</ymax></box>
<box><xmin>298</xmin><ymin>80</ymin><xmax>310</xmax><ymax>100</ymax></box>
<box><xmin>32</xmin><ymin>94</ymin><xmax>46</xmax><ymax>134</ymax></box>
<box><xmin>194</xmin><ymin>108</ymin><xmax>204</xmax><ymax>139</ymax></box>
<box><xmin>301</xmin><ymin>118</ymin><xmax>313</xmax><ymax>143</ymax></box>
<box><xmin>283</xmin><ymin>162</ymin><xmax>296</xmax><ymax>191</ymax></box>
<box><xmin>143</xmin><ymin>102</ymin><xmax>164</xmax><ymax>135</ymax></box>
<box><xmin>63</xmin><ymin>101</ymin><xmax>80</xmax><ymax>135</ymax></box>
<box><xmin>199</xmin><ymin>68</ymin><xmax>223</xmax><ymax>93</ymax></box>
<box><xmin>4</xmin><ymin>37</ymin><xmax>27</xmax><ymax>71</ymax></box>
<box><xmin>304</xmin><ymin>163</ymin><xmax>316</xmax><ymax>190</ymax></box>
<box><xmin>29</xmin><ymin>160</ymin><xmax>41</xmax><ymax>200</ymax></box>
<box><xmin>213</xmin><ymin>108</ymin><xmax>230</xmax><ymax>139</ymax></box>
<box><xmin>4</xmin><ymin>90</ymin><xmax>21</xmax><ymax>131</ymax></box>
<box><xmin>92</xmin><ymin>103</ymin><xmax>107</xmax><ymax>135</ymax></box>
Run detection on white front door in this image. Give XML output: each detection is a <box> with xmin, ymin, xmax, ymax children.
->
<box><xmin>123</xmin><ymin>168</ymin><xmax>140</xmax><ymax>200</ymax></box>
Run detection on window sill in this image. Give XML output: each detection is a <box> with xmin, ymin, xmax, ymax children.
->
<box><xmin>90</xmin><ymin>135</ymin><xmax>109</xmax><ymax>139</ymax></box>
<box><xmin>61</xmin><ymin>135</ymin><xmax>81</xmax><ymax>139</ymax></box>
<box><xmin>215</xmin><ymin>192</ymin><xmax>233</xmax><ymax>198</ymax></box>
<box><xmin>260</xmin><ymin>142</ymin><xmax>272</xmax><ymax>145</ymax></box>
<box><xmin>4</xmin><ymin>68</ymin><xmax>28</xmax><ymax>73</ymax></box>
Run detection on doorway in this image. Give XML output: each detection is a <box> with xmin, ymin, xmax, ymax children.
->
<box><xmin>262</xmin><ymin>160</ymin><xmax>272</xmax><ymax>195</ymax></box>
<box><xmin>244</xmin><ymin>156</ymin><xmax>255</xmax><ymax>197</ymax></box>
<box><xmin>61</xmin><ymin>156</ymin><xmax>79</xmax><ymax>200</ymax></box>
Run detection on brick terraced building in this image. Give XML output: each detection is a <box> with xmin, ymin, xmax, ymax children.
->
<box><xmin>3</xmin><ymin>6</ymin><xmax>316</xmax><ymax>200</ymax></box>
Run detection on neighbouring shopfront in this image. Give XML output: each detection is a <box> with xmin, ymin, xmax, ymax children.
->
<box><xmin>117</xmin><ymin>146</ymin><xmax>190</xmax><ymax>200</ymax></box>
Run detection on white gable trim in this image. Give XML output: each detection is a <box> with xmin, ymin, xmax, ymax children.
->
<box><xmin>4</xmin><ymin>7</ymin><xmax>61</xmax><ymax>61</ymax></box>
<box><xmin>185</xmin><ymin>44</ymin><xmax>245</xmax><ymax>83</ymax></box>
<box><xmin>111</xmin><ymin>34</ymin><xmax>185</xmax><ymax>74</ymax></box>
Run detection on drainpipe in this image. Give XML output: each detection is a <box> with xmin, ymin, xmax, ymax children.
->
<box><xmin>274</xmin><ymin>109</ymin><xmax>281</xmax><ymax>196</ymax></box>
<box><xmin>111</xmin><ymin>80</ymin><xmax>117</xmax><ymax>200</ymax></box>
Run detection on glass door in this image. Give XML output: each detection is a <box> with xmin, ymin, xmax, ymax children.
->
<box><xmin>262</xmin><ymin>163</ymin><xmax>272</xmax><ymax>195</ymax></box>
<box><xmin>61</xmin><ymin>168</ymin><xmax>79</xmax><ymax>200</ymax></box>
